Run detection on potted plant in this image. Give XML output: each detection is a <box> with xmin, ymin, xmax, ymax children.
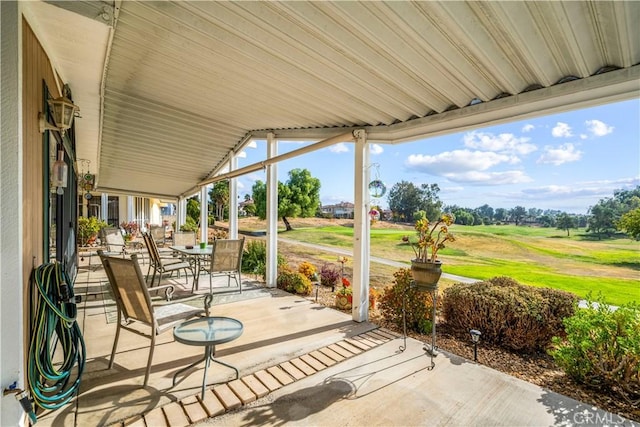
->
<box><xmin>319</xmin><ymin>263</ymin><xmax>341</xmax><ymax>291</ymax></box>
<box><xmin>369</xmin><ymin>288</ymin><xmax>379</xmax><ymax>310</ymax></box>
<box><xmin>335</xmin><ymin>277</ymin><xmax>353</xmax><ymax>310</ymax></box>
<box><xmin>403</xmin><ymin>213</ymin><xmax>455</xmax><ymax>290</ymax></box>
<box><xmin>77</xmin><ymin>216</ymin><xmax>107</xmax><ymax>246</ymax></box>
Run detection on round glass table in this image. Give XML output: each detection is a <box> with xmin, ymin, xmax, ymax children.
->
<box><xmin>172</xmin><ymin>316</ymin><xmax>243</xmax><ymax>398</ymax></box>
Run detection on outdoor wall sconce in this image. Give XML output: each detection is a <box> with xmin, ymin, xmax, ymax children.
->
<box><xmin>39</xmin><ymin>96</ymin><xmax>79</xmax><ymax>136</ymax></box>
<box><xmin>51</xmin><ymin>150</ymin><xmax>68</xmax><ymax>195</ymax></box>
<box><xmin>470</xmin><ymin>329</ymin><xmax>481</xmax><ymax>362</ymax></box>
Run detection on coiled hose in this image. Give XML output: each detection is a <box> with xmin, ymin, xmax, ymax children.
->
<box><xmin>28</xmin><ymin>262</ymin><xmax>86</xmax><ymax>412</ymax></box>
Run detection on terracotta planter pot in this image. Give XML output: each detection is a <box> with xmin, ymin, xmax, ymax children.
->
<box><xmin>410</xmin><ymin>260</ymin><xmax>442</xmax><ymax>291</ymax></box>
<box><xmin>335</xmin><ymin>294</ymin><xmax>352</xmax><ymax>310</ymax></box>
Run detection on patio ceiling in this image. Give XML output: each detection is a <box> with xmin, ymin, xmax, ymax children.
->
<box><xmin>27</xmin><ymin>1</ymin><xmax>640</xmax><ymax>199</ymax></box>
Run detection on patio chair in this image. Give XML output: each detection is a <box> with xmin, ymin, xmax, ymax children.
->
<box><xmin>172</xmin><ymin>231</ymin><xmax>197</xmax><ymax>247</ymax></box>
<box><xmin>202</xmin><ymin>238</ymin><xmax>245</xmax><ymax>294</ymax></box>
<box><xmin>172</xmin><ymin>231</ymin><xmax>198</xmax><ymax>259</ymax></box>
<box><xmin>149</xmin><ymin>225</ymin><xmax>167</xmax><ymax>247</ymax></box>
<box><xmin>101</xmin><ymin>227</ymin><xmax>146</xmax><ymax>260</ymax></box>
<box><xmin>143</xmin><ymin>232</ymin><xmax>193</xmax><ymax>288</ymax></box>
<box><xmin>98</xmin><ymin>252</ymin><xmax>211</xmax><ymax>386</ymax></box>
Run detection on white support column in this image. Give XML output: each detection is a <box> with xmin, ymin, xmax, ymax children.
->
<box><xmin>1</xmin><ymin>2</ymin><xmax>24</xmax><ymax>423</ymax></box>
<box><xmin>200</xmin><ymin>186</ymin><xmax>208</xmax><ymax>243</ymax></box>
<box><xmin>101</xmin><ymin>193</ymin><xmax>108</xmax><ymax>222</ymax></box>
<box><xmin>177</xmin><ymin>197</ymin><xmax>186</xmax><ymax>231</ymax></box>
<box><xmin>127</xmin><ymin>195</ymin><xmax>134</xmax><ymax>224</ymax></box>
<box><xmin>352</xmin><ymin>129</ymin><xmax>370</xmax><ymax>322</ymax></box>
<box><xmin>265</xmin><ymin>133</ymin><xmax>278</xmax><ymax>288</ymax></box>
<box><xmin>229</xmin><ymin>154</ymin><xmax>238</xmax><ymax>239</ymax></box>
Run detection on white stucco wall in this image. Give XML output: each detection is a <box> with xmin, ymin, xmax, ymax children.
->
<box><xmin>1</xmin><ymin>1</ymin><xmax>26</xmax><ymax>424</ymax></box>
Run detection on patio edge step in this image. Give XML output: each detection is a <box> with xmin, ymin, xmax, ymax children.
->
<box><xmin>116</xmin><ymin>328</ymin><xmax>392</xmax><ymax>426</ymax></box>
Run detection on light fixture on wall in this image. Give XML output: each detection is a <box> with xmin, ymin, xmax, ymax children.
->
<box><xmin>51</xmin><ymin>150</ymin><xmax>68</xmax><ymax>195</ymax></box>
<box><xmin>39</xmin><ymin>95</ymin><xmax>79</xmax><ymax>135</ymax></box>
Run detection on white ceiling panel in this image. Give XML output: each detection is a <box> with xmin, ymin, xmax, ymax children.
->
<box><xmin>29</xmin><ymin>0</ymin><xmax>640</xmax><ymax>199</ymax></box>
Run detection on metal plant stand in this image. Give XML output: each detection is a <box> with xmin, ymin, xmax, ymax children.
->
<box><xmin>399</xmin><ymin>280</ymin><xmax>438</xmax><ymax>370</ymax></box>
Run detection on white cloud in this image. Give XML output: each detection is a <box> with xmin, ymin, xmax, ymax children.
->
<box><xmin>585</xmin><ymin>119</ymin><xmax>613</xmax><ymax>137</ymax></box>
<box><xmin>551</xmin><ymin>122</ymin><xmax>573</xmax><ymax>138</ymax></box>
<box><xmin>522</xmin><ymin>124</ymin><xmax>535</xmax><ymax>132</ymax></box>
<box><xmin>580</xmin><ymin>134</ymin><xmax>588</xmax><ymax>140</ymax></box>
<box><xmin>514</xmin><ymin>177</ymin><xmax>640</xmax><ymax>204</ymax></box>
<box><xmin>463</xmin><ymin>131</ymin><xmax>536</xmax><ymax>155</ymax></box>
<box><xmin>443</xmin><ymin>170</ymin><xmax>532</xmax><ymax>185</ymax></box>
<box><xmin>537</xmin><ymin>143</ymin><xmax>582</xmax><ymax>165</ymax></box>
<box><xmin>236</xmin><ymin>150</ymin><xmax>247</xmax><ymax>158</ymax></box>
<box><xmin>247</xmin><ymin>141</ymin><xmax>258</xmax><ymax>149</ymax></box>
<box><xmin>405</xmin><ymin>149</ymin><xmax>530</xmax><ymax>184</ymax></box>
<box><xmin>370</xmin><ymin>144</ymin><xmax>384</xmax><ymax>155</ymax></box>
<box><xmin>407</xmin><ymin>150</ymin><xmax>514</xmax><ymax>174</ymax></box>
<box><xmin>329</xmin><ymin>142</ymin><xmax>349</xmax><ymax>153</ymax></box>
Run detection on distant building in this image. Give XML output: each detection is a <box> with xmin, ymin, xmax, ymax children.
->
<box><xmin>238</xmin><ymin>198</ymin><xmax>254</xmax><ymax>216</ymax></box>
<box><xmin>321</xmin><ymin>201</ymin><xmax>355</xmax><ymax>219</ymax></box>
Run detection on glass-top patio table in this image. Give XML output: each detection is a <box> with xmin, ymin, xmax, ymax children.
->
<box><xmin>170</xmin><ymin>244</ymin><xmax>211</xmax><ymax>290</ymax></box>
<box><xmin>172</xmin><ymin>316</ymin><xmax>243</xmax><ymax>399</ymax></box>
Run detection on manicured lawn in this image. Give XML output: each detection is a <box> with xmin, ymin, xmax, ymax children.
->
<box><xmin>279</xmin><ymin>222</ymin><xmax>639</xmax><ymax>306</ymax></box>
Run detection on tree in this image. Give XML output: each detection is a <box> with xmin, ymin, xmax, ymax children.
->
<box><xmin>209</xmin><ymin>180</ymin><xmax>229</xmax><ymax>221</ymax></box>
<box><xmin>418</xmin><ymin>183</ymin><xmax>443</xmax><ymax>221</ymax></box>
<box><xmin>587</xmin><ymin>202</ymin><xmax>617</xmax><ymax>239</ymax></box>
<box><xmin>494</xmin><ymin>208</ymin><xmax>507</xmax><ymax>222</ymax></box>
<box><xmin>387</xmin><ymin>181</ymin><xmax>424</xmax><ymax>221</ymax></box>
<box><xmin>617</xmin><ymin>207</ymin><xmax>640</xmax><ymax>240</ymax></box>
<box><xmin>454</xmin><ymin>210</ymin><xmax>474</xmax><ymax>225</ymax></box>
<box><xmin>186</xmin><ymin>196</ymin><xmax>200</xmax><ymax>226</ymax></box>
<box><xmin>539</xmin><ymin>214</ymin><xmax>555</xmax><ymax>228</ymax></box>
<box><xmin>510</xmin><ymin>206</ymin><xmax>527</xmax><ymax>226</ymax></box>
<box><xmin>556</xmin><ymin>213</ymin><xmax>575</xmax><ymax>236</ymax></box>
<box><xmin>252</xmin><ymin>168</ymin><xmax>321</xmax><ymax>231</ymax></box>
<box><xmin>476</xmin><ymin>204</ymin><xmax>494</xmax><ymax>222</ymax></box>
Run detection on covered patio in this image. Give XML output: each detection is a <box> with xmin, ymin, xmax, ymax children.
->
<box><xmin>35</xmin><ymin>256</ymin><xmax>627</xmax><ymax>426</ymax></box>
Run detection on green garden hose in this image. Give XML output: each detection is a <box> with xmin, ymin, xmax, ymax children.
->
<box><xmin>28</xmin><ymin>262</ymin><xmax>86</xmax><ymax>412</ymax></box>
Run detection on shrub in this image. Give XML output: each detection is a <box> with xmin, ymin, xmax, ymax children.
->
<box><xmin>241</xmin><ymin>240</ymin><xmax>285</xmax><ymax>280</ymax></box>
<box><xmin>379</xmin><ymin>269</ymin><xmax>434</xmax><ymax>334</ymax></box>
<box><xmin>550</xmin><ymin>296</ymin><xmax>640</xmax><ymax>404</ymax></box>
<box><xmin>78</xmin><ymin>216</ymin><xmax>107</xmax><ymax>246</ymax></box>
<box><xmin>276</xmin><ymin>268</ymin><xmax>313</xmax><ymax>296</ymax></box>
<box><xmin>442</xmin><ymin>277</ymin><xmax>578</xmax><ymax>352</ymax></box>
<box><xmin>211</xmin><ymin>229</ymin><xmax>228</xmax><ymax>239</ymax></box>
<box><xmin>180</xmin><ymin>216</ymin><xmax>198</xmax><ymax>232</ymax></box>
<box><xmin>319</xmin><ymin>263</ymin><xmax>340</xmax><ymax>289</ymax></box>
<box><xmin>297</xmin><ymin>261</ymin><xmax>317</xmax><ymax>280</ymax></box>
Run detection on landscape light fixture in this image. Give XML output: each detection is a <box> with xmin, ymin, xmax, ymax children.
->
<box><xmin>470</xmin><ymin>329</ymin><xmax>481</xmax><ymax>362</ymax></box>
<box><xmin>39</xmin><ymin>96</ymin><xmax>79</xmax><ymax>136</ymax></box>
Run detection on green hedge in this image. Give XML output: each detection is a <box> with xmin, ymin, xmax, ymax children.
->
<box><xmin>550</xmin><ymin>297</ymin><xmax>640</xmax><ymax>403</ymax></box>
<box><xmin>442</xmin><ymin>276</ymin><xmax>578</xmax><ymax>352</ymax></box>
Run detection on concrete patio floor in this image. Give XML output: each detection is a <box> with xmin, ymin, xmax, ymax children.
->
<box><xmin>35</xmin><ymin>251</ymin><xmax>633</xmax><ymax>427</ymax></box>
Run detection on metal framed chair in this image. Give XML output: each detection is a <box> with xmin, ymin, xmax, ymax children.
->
<box><xmin>204</xmin><ymin>238</ymin><xmax>245</xmax><ymax>294</ymax></box>
<box><xmin>142</xmin><ymin>232</ymin><xmax>193</xmax><ymax>288</ymax></box>
<box><xmin>98</xmin><ymin>252</ymin><xmax>211</xmax><ymax>386</ymax></box>
<box><xmin>101</xmin><ymin>227</ymin><xmax>146</xmax><ymax>260</ymax></box>
<box><xmin>173</xmin><ymin>231</ymin><xmax>197</xmax><ymax>247</ymax></box>
<box><xmin>149</xmin><ymin>225</ymin><xmax>167</xmax><ymax>247</ymax></box>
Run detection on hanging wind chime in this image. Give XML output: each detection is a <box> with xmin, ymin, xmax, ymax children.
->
<box><xmin>368</xmin><ymin>163</ymin><xmax>386</xmax><ymax>221</ymax></box>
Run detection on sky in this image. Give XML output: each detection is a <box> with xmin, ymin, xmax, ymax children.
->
<box><xmin>232</xmin><ymin>99</ymin><xmax>639</xmax><ymax>215</ymax></box>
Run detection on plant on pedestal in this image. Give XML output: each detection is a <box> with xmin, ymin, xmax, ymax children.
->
<box><xmin>403</xmin><ymin>213</ymin><xmax>455</xmax><ymax>290</ymax></box>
